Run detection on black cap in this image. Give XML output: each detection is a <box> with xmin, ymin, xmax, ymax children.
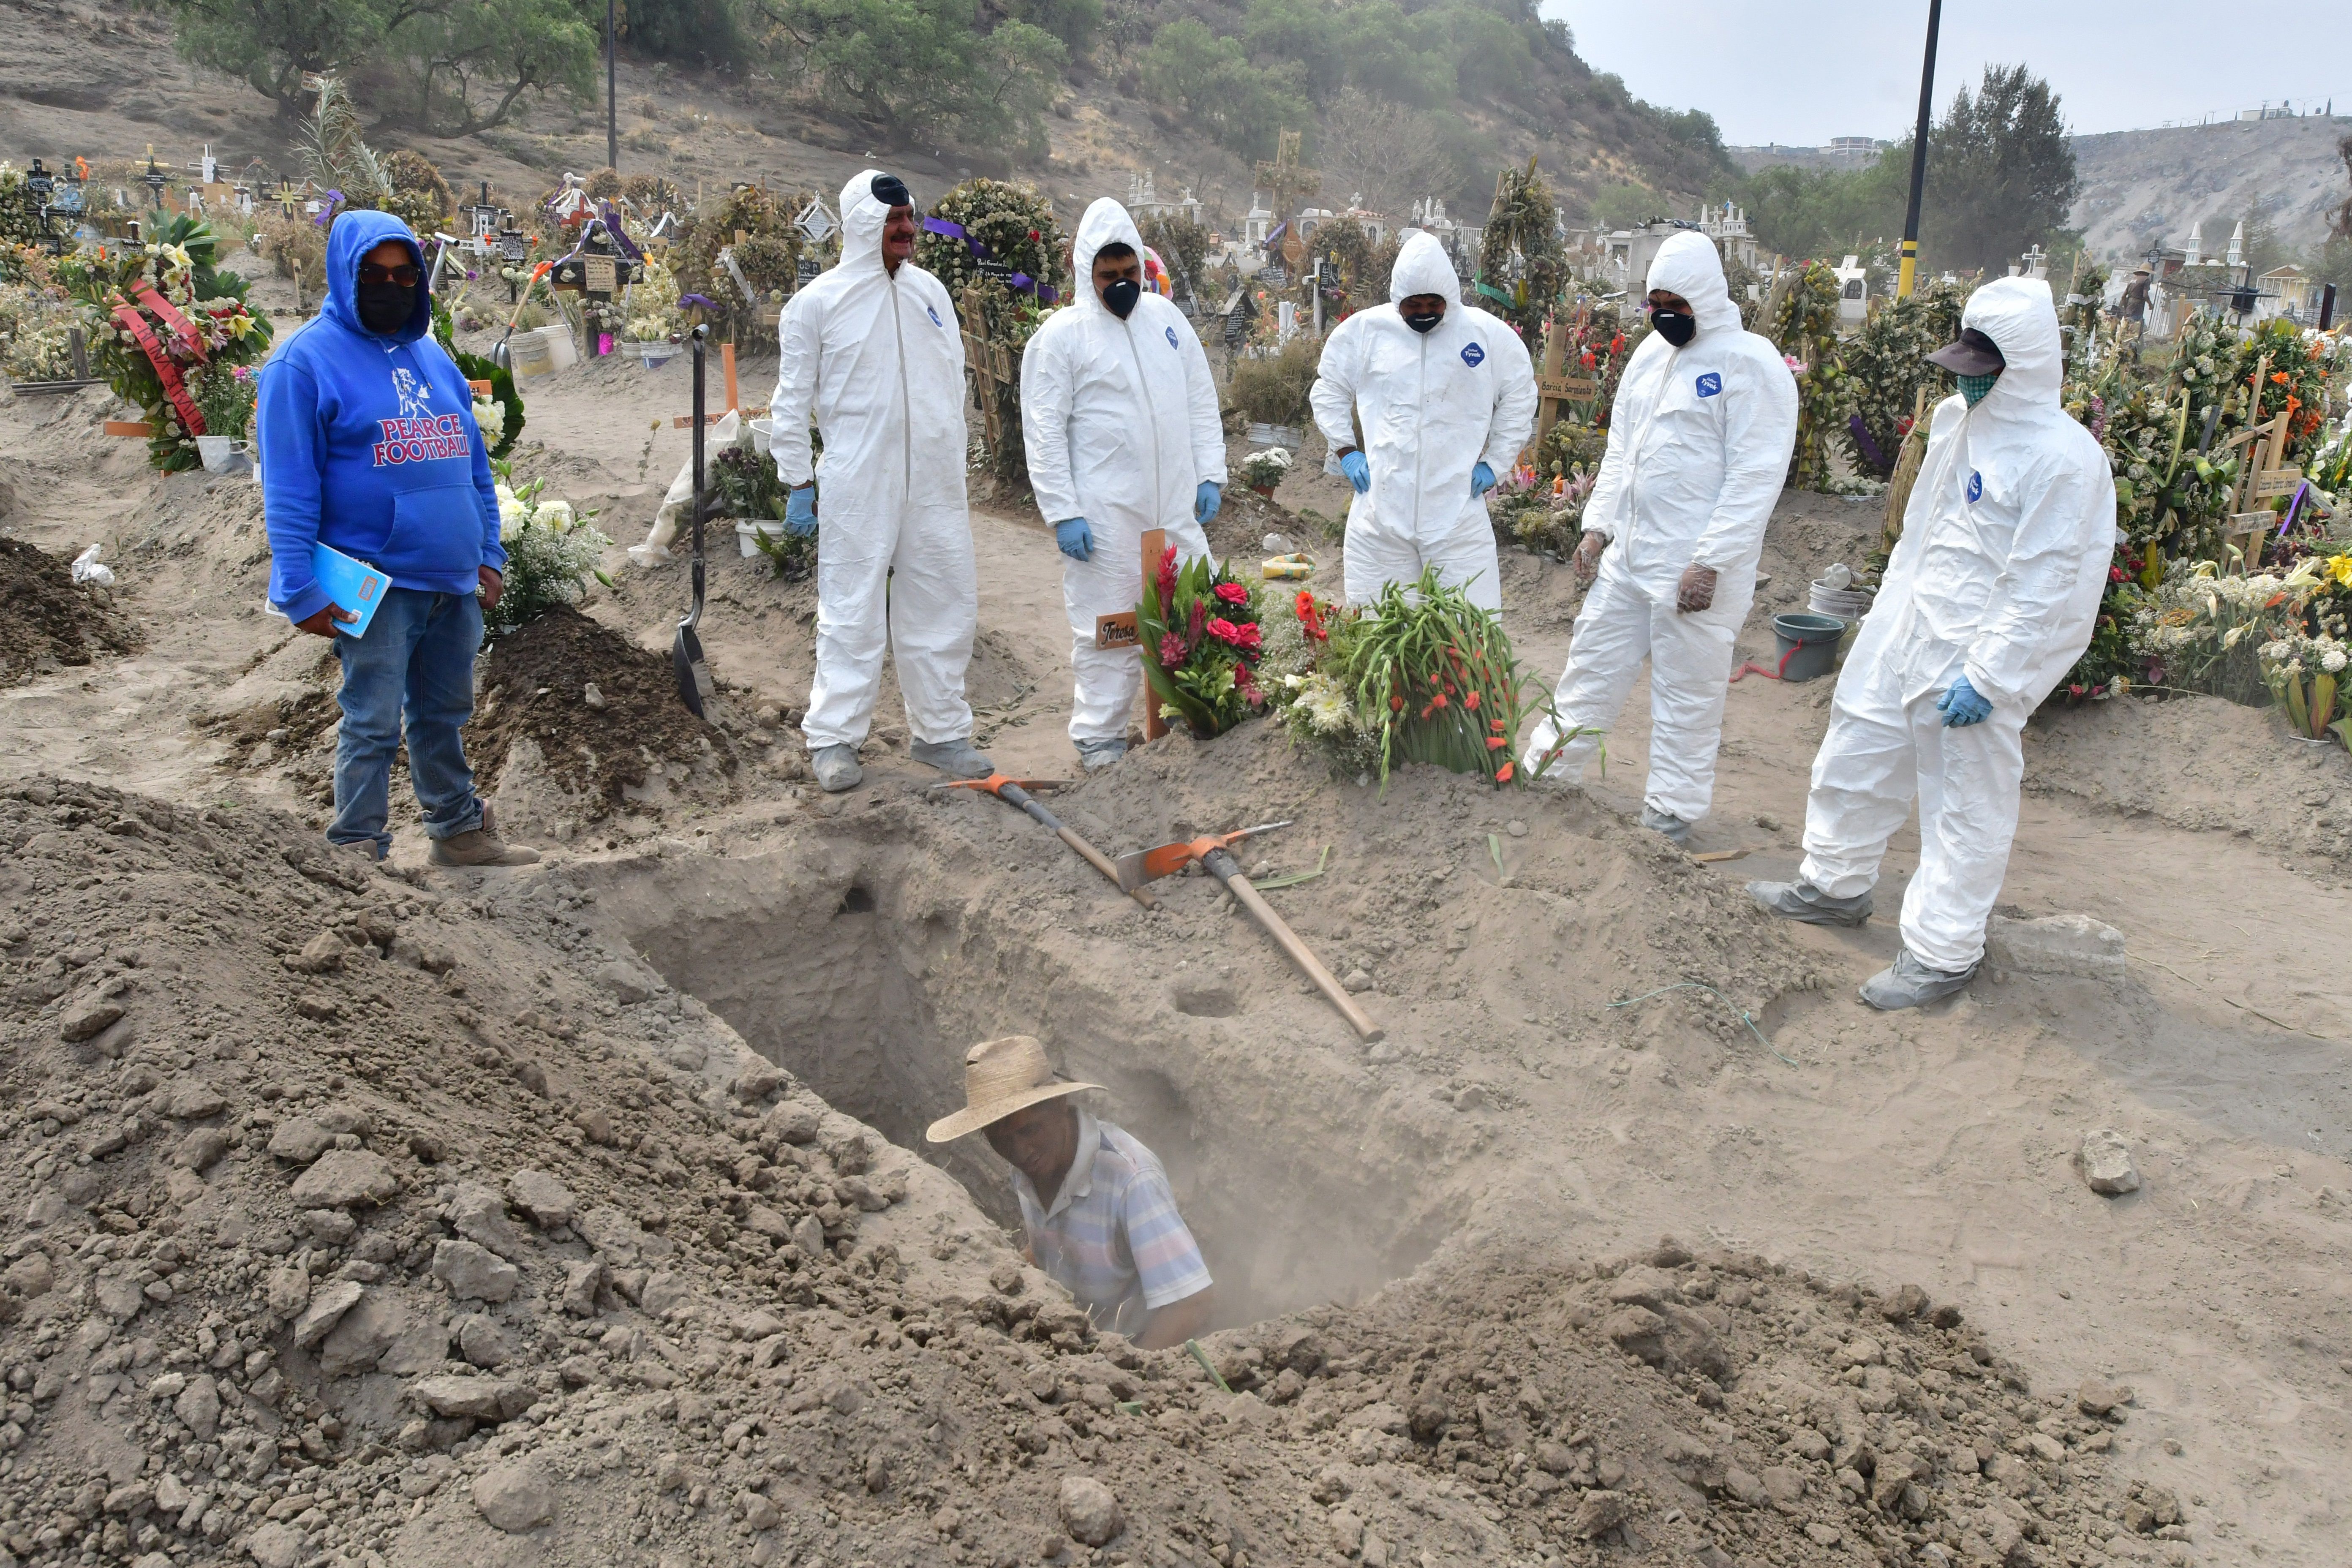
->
<box><xmin>1926</xmin><ymin>327</ymin><xmax>2005</xmax><ymax>376</ymax></box>
<box><xmin>869</xmin><ymin>173</ymin><xmax>912</xmax><ymax>210</ymax></box>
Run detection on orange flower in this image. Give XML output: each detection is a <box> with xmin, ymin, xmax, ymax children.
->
<box><xmin>1464</xmin><ymin>690</ymin><xmax>1481</xmax><ymax>711</ymax></box>
<box><xmin>1494</xmin><ymin>761</ymin><xmax>1514</xmax><ymax>783</ymax></box>
<box><xmin>1430</xmin><ymin>692</ymin><xmax>1448</xmax><ymax>710</ymax></box>
<box><xmin>1486</xmin><ymin>736</ymin><xmax>1506</xmax><ymax>749</ymax></box>
<box><xmin>2272</xmin><ymin>370</ymin><xmax>2290</xmax><ymax>385</ymax></box>
<box><xmin>1389</xmin><ymin>694</ymin><xmax>1403</xmax><ymax>711</ymax></box>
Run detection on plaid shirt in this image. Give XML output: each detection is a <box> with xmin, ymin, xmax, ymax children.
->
<box><xmin>1013</xmin><ymin>1110</ymin><xmax>1211</xmax><ymax>1335</ymax></box>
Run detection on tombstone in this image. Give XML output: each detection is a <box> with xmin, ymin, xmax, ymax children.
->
<box><xmin>552</xmin><ymin>220</ymin><xmax>643</xmax><ymax>357</ymax></box>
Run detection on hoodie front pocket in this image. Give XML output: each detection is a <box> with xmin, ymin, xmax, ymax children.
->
<box><xmin>379</xmin><ymin>485</ymin><xmax>485</xmax><ymax>580</ymax></box>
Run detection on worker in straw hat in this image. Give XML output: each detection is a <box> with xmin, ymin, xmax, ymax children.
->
<box><xmin>926</xmin><ymin>1036</ymin><xmax>1213</xmax><ymax>1348</ymax></box>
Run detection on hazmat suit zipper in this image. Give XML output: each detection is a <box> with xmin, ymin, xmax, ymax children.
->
<box><xmin>887</xmin><ymin>270</ymin><xmax>911</xmax><ymax>498</ymax></box>
<box><xmin>1623</xmin><ymin>343</ymin><xmax>1682</xmax><ymax>575</ymax></box>
<box><xmin>1411</xmin><ymin>332</ymin><xmax>1427</xmax><ymax>538</ymax></box>
<box><xmin>1120</xmin><ymin>316</ymin><xmax>1162</xmax><ymax>523</ymax></box>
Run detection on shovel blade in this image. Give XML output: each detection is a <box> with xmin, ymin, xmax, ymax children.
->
<box><xmin>672</xmin><ymin>624</ymin><xmax>710</xmax><ymax>716</ymax></box>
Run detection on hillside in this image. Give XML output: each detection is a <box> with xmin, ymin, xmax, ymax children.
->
<box><xmin>2070</xmin><ymin>115</ymin><xmax>2349</xmax><ymax>263</ymax></box>
<box><xmin>0</xmin><ymin>0</ymin><xmax>1729</xmax><ymax>241</ymax></box>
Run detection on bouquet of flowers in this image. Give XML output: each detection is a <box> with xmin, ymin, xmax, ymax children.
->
<box><xmin>917</xmin><ymin>179</ymin><xmax>1068</xmax><ymax>490</ymax></box>
<box><xmin>1241</xmin><ymin>447</ymin><xmax>1291</xmax><ymax>494</ymax></box>
<box><xmin>57</xmin><ymin>215</ymin><xmax>272</xmax><ymax>472</ymax></box>
<box><xmin>1138</xmin><ymin>546</ymin><xmax>1265</xmax><ymax>738</ymax></box>
<box><xmin>489</xmin><ymin>464</ymin><xmax>612</xmax><ymax>634</ymax></box>
<box><xmin>623</xmin><ymin>254</ymin><xmax>687</xmax><ymax>343</ymax></box>
<box><xmin>1770</xmin><ymin>261</ymin><xmax>1846</xmax><ymax>492</ymax></box>
<box><xmin>1840</xmin><ymin>278</ymin><xmax>1963</xmax><ymax>479</ymax></box>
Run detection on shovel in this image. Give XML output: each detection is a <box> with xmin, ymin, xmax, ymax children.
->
<box><xmin>931</xmin><ymin>774</ymin><xmax>1160</xmax><ymax>912</ymax></box>
<box><xmin>672</xmin><ymin>325</ymin><xmax>715</xmax><ymax>715</ymax></box>
<box><xmin>1116</xmin><ymin>824</ymin><xmax>1383</xmax><ymax>1041</ymax></box>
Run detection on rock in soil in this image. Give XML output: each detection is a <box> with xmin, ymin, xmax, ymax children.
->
<box><xmin>2078</xmin><ymin>1127</ymin><xmax>2143</xmax><ymax>1194</ymax></box>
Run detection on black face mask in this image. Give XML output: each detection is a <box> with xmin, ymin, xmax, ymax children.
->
<box><xmin>1402</xmin><ymin>308</ymin><xmax>1443</xmax><ymax>335</ymax></box>
<box><xmin>1102</xmin><ymin>278</ymin><xmax>1141</xmax><ymax>319</ymax></box>
<box><xmin>357</xmin><ymin>282</ymin><xmax>415</xmax><ymax>335</ymax></box>
<box><xmin>1650</xmin><ymin>309</ymin><xmax>1697</xmax><ymax>348</ymax></box>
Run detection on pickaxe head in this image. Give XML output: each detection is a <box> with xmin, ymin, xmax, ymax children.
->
<box><xmin>1113</xmin><ymin>822</ymin><xmax>1291</xmax><ymax>892</ymax></box>
<box><xmin>925</xmin><ymin>773</ymin><xmax>1072</xmax><ymax>796</ymax></box>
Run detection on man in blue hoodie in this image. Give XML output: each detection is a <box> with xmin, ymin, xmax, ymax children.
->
<box><xmin>260</xmin><ymin>210</ymin><xmax>537</xmax><ymax>866</ymax></box>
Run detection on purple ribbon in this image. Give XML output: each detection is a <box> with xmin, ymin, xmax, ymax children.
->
<box><xmin>599</xmin><ymin>201</ymin><xmax>645</xmax><ymax>263</ymax></box>
<box><xmin>2279</xmin><ymin>481</ymin><xmax>2310</xmax><ymax>536</ymax></box>
<box><xmin>312</xmin><ymin>189</ymin><xmax>344</xmax><ymax>228</ymax></box>
<box><xmin>680</xmin><ymin>293</ymin><xmax>718</xmax><ymax>310</ymax></box>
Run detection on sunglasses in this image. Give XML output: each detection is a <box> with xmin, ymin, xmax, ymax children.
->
<box><xmin>359</xmin><ymin>263</ymin><xmax>421</xmax><ymax>286</ymax></box>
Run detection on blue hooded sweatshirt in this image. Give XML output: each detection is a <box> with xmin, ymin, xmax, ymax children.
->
<box><xmin>260</xmin><ymin>210</ymin><xmax>504</xmax><ymax>625</ymax></box>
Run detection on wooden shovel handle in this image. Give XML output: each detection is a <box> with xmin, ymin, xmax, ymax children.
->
<box><xmin>1204</xmin><ymin>849</ymin><xmax>1382</xmax><ymax>1041</ymax></box>
<box><xmin>1057</xmin><ymin>826</ymin><xmax>1160</xmax><ymax>912</ymax></box>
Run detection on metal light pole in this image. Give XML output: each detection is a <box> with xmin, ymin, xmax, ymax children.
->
<box><xmin>606</xmin><ymin>0</ymin><xmax>618</xmax><ymax>172</ymax></box>
<box><xmin>1896</xmin><ymin>0</ymin><xmax>1942</xmax><ymax>298</ymax></box>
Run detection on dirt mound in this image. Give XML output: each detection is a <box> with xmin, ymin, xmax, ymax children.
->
<box><xmin>473</xmin><ymin>604</ymin><xmax>738</xmax><ymax>825</ymax></box>
<box><xmin>0</xmin><ymin>773</ymin><xmax>2168</xmax><ymax>1568</ymax></box>
<box><xmin>0</xmin><ymin>536</ymin><xmax>143</xmax><ymax>684</ymax></box>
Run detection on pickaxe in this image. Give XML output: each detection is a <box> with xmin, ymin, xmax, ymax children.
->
<box><xmin>1116</xmin><ymin>825</ymin><xmax>1383</xmax><ymax>1041</ymax></box>
<box><xmin>931</xmin><ymin>774</ymin><xmax>1159</xmax><ymax>912</ymax></box>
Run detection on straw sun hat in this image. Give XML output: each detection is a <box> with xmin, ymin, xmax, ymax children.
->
<box><xmin>924</xmin><ymin>1035</ymin><xmax>1102</xmax><ymax>1144</ymax></box>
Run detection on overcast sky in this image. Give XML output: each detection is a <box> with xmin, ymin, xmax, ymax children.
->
<box><xmin>1548</xmin><ymin>1</ymin><xmax>2346</xmax><ymax>147</ymax></box>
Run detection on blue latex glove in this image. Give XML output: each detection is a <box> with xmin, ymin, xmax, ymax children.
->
<box><xmin>1938</xmin><ymin>674</ymin><xmax>1992</xmax><ymax>727</ymax></box>
<box><xmin>783</xmin><ymin>484</ymin><xmax>817</xmax><ymax>537</ymax></box>
<box><xmin>1194</xmin><ymin>481</ymin><xmax>1222</xmax><ymax>524</ymax></box>
<box><xmin>1054</xmin><ymin>517</ymin><xmax>1095</xmax><ymax>562</ymax></box>
<box><xmin>1338</xmin><ymin>449</ymin><xmax>1370</xmax><ymax>493</ymax></box>
<box><xmin>1470</xmin><ymin>460</ymin><xmax>1496</xmax><ymax>497</ymax></box>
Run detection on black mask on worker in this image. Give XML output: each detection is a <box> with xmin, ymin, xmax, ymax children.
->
<box><xmin>1403</xmin><ymin>308</ymin><xmax>1443</xmax><ymax>334</ymax></box>
<box><xmin>357</xmin><ymin>281</ymin><xmax>415</xmax><ymax>335</ymax></box>
<box><xmin>1102</xmin><ymin>278</ymin><xmax>1141</xmax><ymax>319</ymax></box>
<box><xmin>1650</xmin><ymin>309</ymin><xmax>1697</xmax><ymax>347</ymax></box>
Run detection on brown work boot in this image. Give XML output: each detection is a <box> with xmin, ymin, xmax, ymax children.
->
<box><xmin>429</xmin><ymin>804</ymin><xmax>540</xmax><ymax>868</ymax></box>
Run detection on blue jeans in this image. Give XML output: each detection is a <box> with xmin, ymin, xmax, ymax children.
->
<box><xmin>328</xmin><ymin>587</ymin><xmax>485</xmax><ymax>857</ymax></box>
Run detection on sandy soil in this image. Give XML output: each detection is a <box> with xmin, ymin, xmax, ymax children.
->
<box><xmin>4</xmin><ymin>316</ymin><xmax>2351</xmax><ymax>1568</ymax></box>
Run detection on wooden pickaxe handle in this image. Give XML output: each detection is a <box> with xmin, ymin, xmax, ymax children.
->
<box><xmin>1201</xmin><ymin>848</ymin><xmax>1382</xmax><ymax>1041</ymax></box>
<box><xmin>942</xmin><ymin>775</ymin><xmax>1160</xmax><ymax>912</ymax></box>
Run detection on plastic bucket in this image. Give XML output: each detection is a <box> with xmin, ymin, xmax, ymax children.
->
<box><xmin>196</xmin><ymin>435</ymin><xmax>238</xmax><ymax>474</ymax></box>
<box><xmin>1771</xmin><ymin>612</ymin><xmax>1847</xmax><ymax>683</ymax></box>
<box><xmin>736</xmin><ymin>519</ymin><xmax>784</xmax><ymax>558</ymax></box>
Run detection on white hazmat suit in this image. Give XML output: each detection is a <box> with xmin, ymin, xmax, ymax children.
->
<box><xmin>1020</xmin><ymin>199</ymin><xmax>1226</xmax><ymax>746</ymax></box>
<box><xmin>1793</xmin><ymin>277</ymin><xmax>2115</xmax><ymax>972</ymax></box>
<box><xmin>1309</xmin><ymin>231</ymin><xmax>1536</xmax><ymax>612</ymax></box>
<box><xmin>1519</xmin><ymin>231</ymin><xmax>1798</xmax><ymax>824</ymax></box>
<box><xmin>769</xmin><ymin>171</ymin><xmax>977</xmax><ymax>754</ymax></box>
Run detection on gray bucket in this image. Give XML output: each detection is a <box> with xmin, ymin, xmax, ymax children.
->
<box><xmin>1771</xmin><ymin>612</ymin><xmax>1847</xmax><ymax>683</ymax></box>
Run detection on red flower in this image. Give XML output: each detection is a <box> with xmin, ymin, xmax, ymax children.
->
<box><xmin>1429</xmin><ymin>691</ymin><xmax>1448</xmax><ymax>710</ymax></box>
<box><xmin>1486</xmin><ymin>736</ymin><xmax>1506</xmax><ymax>749</ymax></box>
<box><xmin>1494</xmin><ymin>761</ymin><xmax>1514</xmax><ymax>783</ymax></box>
<box><xmin>1214</xmin><ymin>581</ymin><xmax>1248</xmax><ymax>605</ymax></box>
<box><xmin>1206</xmin><ymin>618</ymin><xmax>1260</xmax><ymax>653</ymax></box>
<box><xmin>1610</xmin><ymin>334</ymin><xmax>1625</xmax><ymax>354</ymax></box>
<box><xmin>2108</xmin><ymin>566</ymin><xmax>2124</xmax><ymax>583</ymax></box>
<box><xmin>1028</xmin><ymin>229</ymin><xmax>1040</xmax><ymax>241</ymax></box>
<box><xmin>1464</xmin><ymin>690</ymin><xmax>1480</xmax><ymax>710</ymax></box>
<box><xmin>1157</xmin><ymin>544</ymin><xmax>1179</xmax><ymax>607</ymax></box>
<box><xmin>1579</xmin><ymin>351</ymin><xmax>1597</xmax><ymax>368</ymax></box>
<box><xmin>1158</xmin><ymin>633</ymin><xmax>1188</xmax><ymax>666</ymax></box>
<box><xmin>1390</xmin><ymin>694</ymin><xmax>1405</xmax><ymax>711</ymax></box>
<box><xmin>1295</xmin><ymin>590</ymin><xmax>1327</xmax><ymax>641</ymax></box>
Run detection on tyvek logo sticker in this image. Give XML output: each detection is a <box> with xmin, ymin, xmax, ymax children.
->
<box><xmin>1696</xmin><ymin>373</ymin><xmax>1722</xmax><ymax>397</ymax></box>
<box><xmin>1165</xmin><ymin>325</ymin><xmax>1180</xmax><ymax>349</ymax></box>
<box><xmin>926</xmin><ymin>305</ymin><xmax>944</xmax><ymax>327</ymax></box>
<box><xmin>1461</xmin><ymin>342</ymin><xmax>1485</xmax><ymax>366</ymax></box>
<box><xmin>1966</xmin><ymin>471</ymin><xmax>1984</xmax><ymax>504</ymax></box>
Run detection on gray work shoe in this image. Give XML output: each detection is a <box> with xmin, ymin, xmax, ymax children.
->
<box><xmin>1747</xmin><ymin>878</ymin><xmax>1873</xmax><ymax>927</ymax></box>
<box><xmin>909</xmin><ymin>736</ymin><xmax>993</xmax><ymax>779</ymax></box>
<box><xmin>1639</xmin><ymin>806</ymin><xmax>1693</xmax><ymax>845</ymax></box>
<box><xmin>1859</xmin><ymin>948</ymin><xmax>1978</xmax><ymax>1011</ymax></box>
<box><xmin>1076</xmin><ymin>738</ymin><xmax>1127</xmax><ymax>772</ymax></box>
<box><xmin>429</xmin><ymin>804</ymin><xmax>539</xmax><ymax>868</ymax></box>
<box><xmin>811</xmin><ymin>744</ymin><xmax>863</xmax><ymax>793</ymax></box>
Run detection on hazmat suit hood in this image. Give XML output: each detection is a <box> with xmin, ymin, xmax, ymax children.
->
<box><xmin>321</xmin><ymin>208</ymin><xmax>430</xmax><ymax>343</ymax></box>
<box><xmin>1957</xmin><ymin>277</ymin><xmax>2063</xmax><ymax>420</ymax></box>
<box><xmin>1642</xmin><ymin>231</ymin><xmax>1739</xmax><ymax>338</ymax></box>
<box><xmin>1070</xmin><ymin>199</ymin><xmax>1148</xmax><ymax>318</ymax></box>
<box><xmin>1387</xmin><ymin>230</ymin><xmax>1462</xmax><ymax>308</ymax></box>
<box><xmin>836</xmin><ymin>169</ymin><xmax>899</xmax><ymax>277</ymax></box>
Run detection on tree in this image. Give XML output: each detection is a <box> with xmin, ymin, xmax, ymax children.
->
<box><xmin>1318</xmin><ymin>89</ymin><xmax>1452</xmax><ymax>222</ymax></box>
<box><xmin>391</xmin><ymin>0</ymin><xmax>598</xmax><ymax>137</ymax></box>
<box><xmin>1919</xmin><ymin>63</ymin><xmax>2077</xmax><ymax>275</ymax></box>
<box><xmin>1137</xmin><ymin>19</ymin><xmax>1309</xmax><ymax>161</ymax></box>
<box><xmin>163</xmin><ymin>0</ymin><xmax>401</xmax><ymax>111</ymax></box>
<box><xmin>755</xmin><ymin>0</ymin><xmax>1067</xmax><ymax>156</ymax></box>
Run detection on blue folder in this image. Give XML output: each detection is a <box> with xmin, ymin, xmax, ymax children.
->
<box><xmin>310</xmin><ymin>542</ymin><xmax>392</xmax><ymax>638</ymax></box>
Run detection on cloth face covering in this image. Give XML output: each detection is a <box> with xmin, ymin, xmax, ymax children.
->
<box><xmin>1958</xmin><ymin>371</ymin><xmax>1998</xmax><ymax>407</ymax></box>
<box><xmin>1649</xmin><ymin>308</ymin><xmax>1696</xmax><ymax>347</ymax></box>
<box><xmin>1102</xmin><ymin>278</ymin><xmax>1141</xmax><ymax>319</ymax></box>
<box><xmin>357</xmin><ymin>282</ymin><xmax>416</xmax><ymax>335</ymax></box>
<box><xmin>1402</xmin><ymin>308</ymin><xmax>1443</xmax><ymax>334</ymax></box>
